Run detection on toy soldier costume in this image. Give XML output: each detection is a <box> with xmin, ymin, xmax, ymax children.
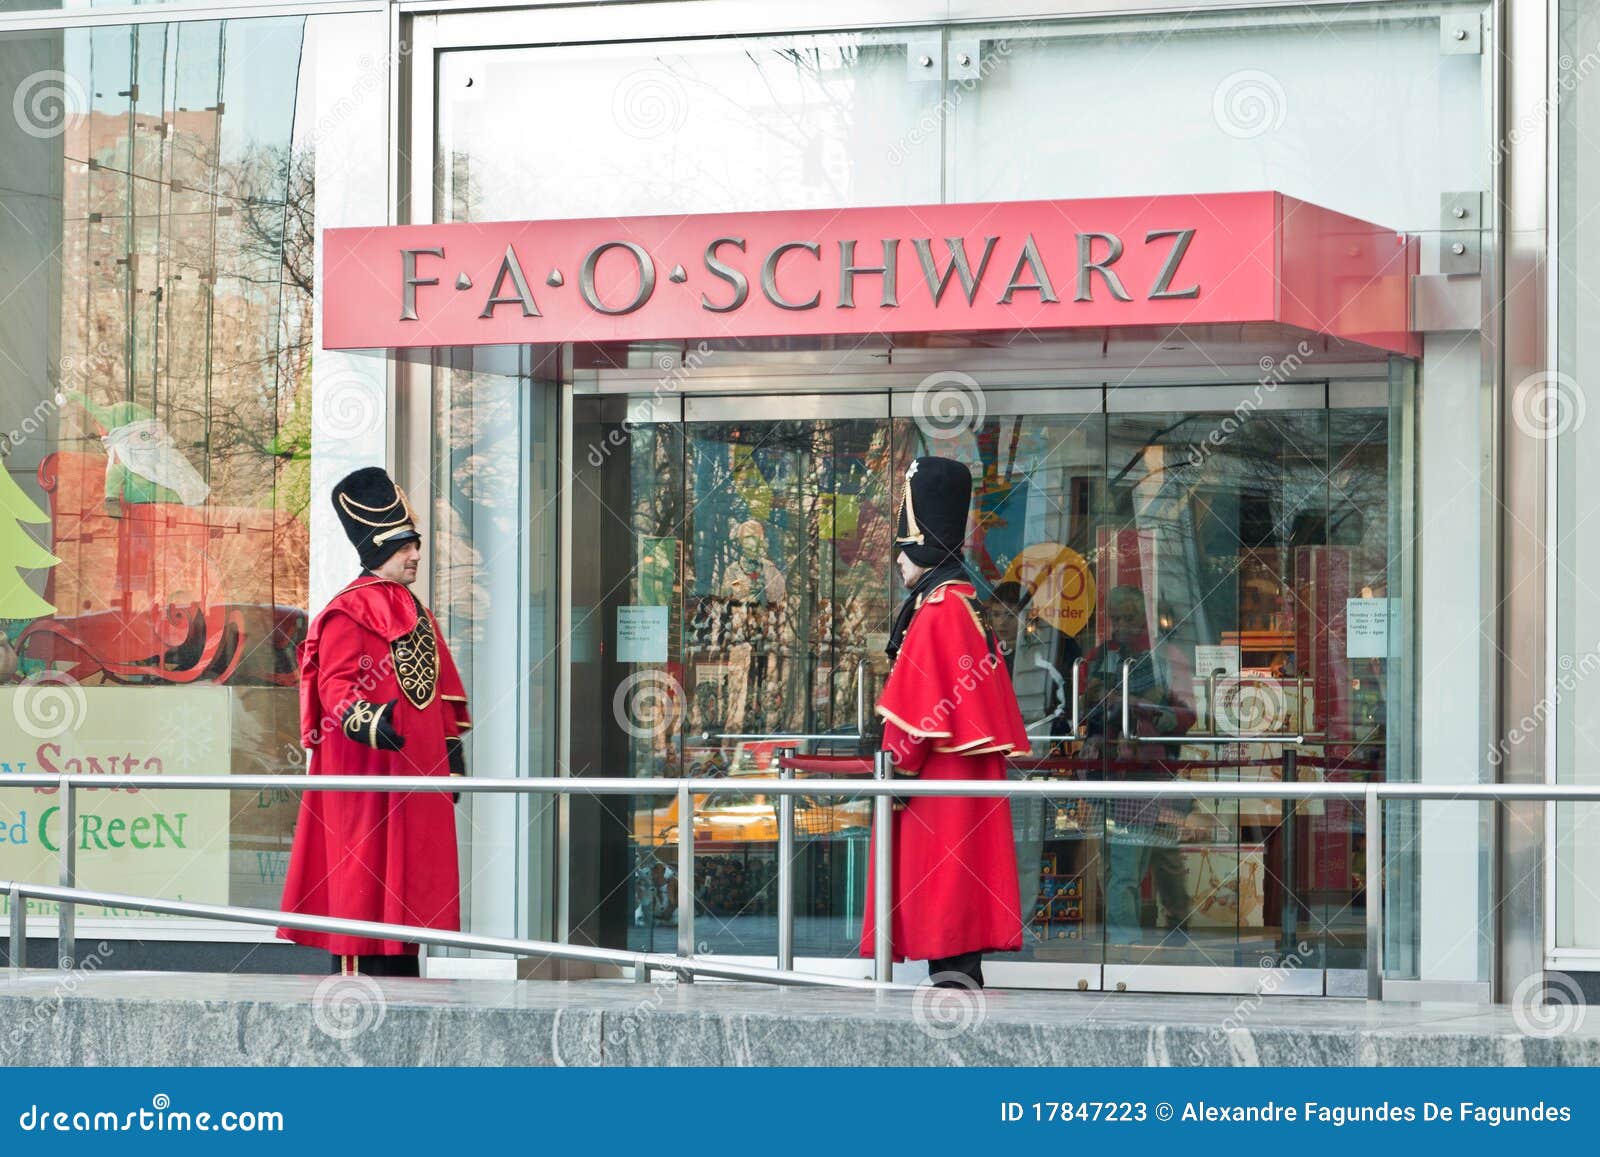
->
<box><xmin>860</xmin><ymin>456</ymin><xmax>1027</xmax><ymax>988</ymax></box>
<box><xmin>278</xmin><ymin>467</ymin><xmax>469</xmax><ymax>977</ymax></box>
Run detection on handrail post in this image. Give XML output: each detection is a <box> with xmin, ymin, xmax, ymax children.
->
<box><xmin>776</xmin><ymin>747</ymin><xmax>796</xmax><ymax>973</ymax></box>
<box><xmin>1207</xmin><ymin>668</ymin><xmax>1227</xmax><ymax>731</ymax></box>
<box><xmin>676</xmin><ymin>780</ymin><xmax>695</xmax><ymax>982</ymax></box>
<box><xmin>9</xmin><ymin>885</ymin><xmax>24</xmax><ymax>972</ymax></box>
<box><xmin>856</xmin><ymin>657</ymin><xmax>869</xmax><ymax>738</ymax></box>
<box><xmin>1121</xmin><ymin>658</ymin><xmax>1134</xmax><ymax>737</ymax></box>
<box><xmin>1070</xmin><ymin>658</ymin><xmax>1084</xmax><ymax>736</ymax></box>
<box><xmin>58</xmin><ymin>782</ymin><xmax>75</xmax><ymax>969</ymax></box>
<box><xmin>1280</xmin><ymin>747</ymin><xmax>1299</xmax><ymax>957</ymax></box>
<box><xmin>872</xmin><ymin>749</ymin><xmax>894</xmax><ymax>983</ymax></box>
<box><xmin>1365</xmin><ymin>785</ymin><xmax>1383</xmax><ymax>1000</ymax></box>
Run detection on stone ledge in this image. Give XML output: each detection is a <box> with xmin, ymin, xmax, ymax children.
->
<box><xmin>0</xmin><ymin>970</ymin><xmax>1591</xmax><ymax>1067</ymax></box>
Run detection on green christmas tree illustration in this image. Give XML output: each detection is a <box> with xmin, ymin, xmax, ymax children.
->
<box><xmin>0</xmin><ymin>465</ymin><xmax>58</xmax><ymax>619</ymax></box>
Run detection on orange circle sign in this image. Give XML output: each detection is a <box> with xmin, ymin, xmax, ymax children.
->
<box><xmin>1003</xmin><ymin>543</ymin><xmax>1096</xmax><ymax>637</ymax></box>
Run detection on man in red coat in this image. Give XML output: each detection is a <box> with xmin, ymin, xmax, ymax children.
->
<box><xmin>861</xmin><ymin>456</ymin><xmax>1028</xmax><ymax>988</ymax></box>
<box><xmin>278</xmin><ymin>467</ymin><xmax>469</xmax><ymax>977</ymax></box>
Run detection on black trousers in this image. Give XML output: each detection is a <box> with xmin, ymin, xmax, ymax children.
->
<box><xmin>928</xmin><ymin>951</ymin><xmax>985</xmax><ymax>988</ymax></box>
<box><xmin>329</xmin><ymin>953</ymin><xmax>420</xmax><ymax>977</ymax></box>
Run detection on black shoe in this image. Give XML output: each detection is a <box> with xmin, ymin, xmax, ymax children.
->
<box><xmin>331</xmin><ymin>953</ymin><xmax>421</xmax><ymax>977</ymax></box>
<box><xmin>929</xmin><ymin>951</ymin><xmax>985</xmax><ymax>988</ymax></box>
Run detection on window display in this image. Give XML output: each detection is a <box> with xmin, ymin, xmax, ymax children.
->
<box><xmin>575</xmin><ymin>383</ymin><xmax>1397</xmax><ymax>975</ymax></box>
<box><xmin>0</xmin><ymin>14</ymin><xmax>324</xmax><ymax>929</ymax></box>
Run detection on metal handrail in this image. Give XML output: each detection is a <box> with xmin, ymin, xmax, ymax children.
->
<box><xmin>0</xmin><ymin>879</ymin><xmax>895</xmax><ymax>991</ymax></box>
<box><xmin>712</xmin><ymin>733</ymin><xmax>861</xmax><ymax>742</ymax></box>
<box><xmin>5</xmin><ymin>769</ymin><xmax>1596</xmax><ymax>999</ymax></box>
<box><xmin>3</xmin><ymin>773</ymin><xmax>1594</xmax><ymax>799</ymax></box>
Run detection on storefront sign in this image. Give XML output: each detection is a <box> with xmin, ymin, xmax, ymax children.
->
<box><xmin>1194</xmin><ymin>644</ymin><xmax>1242</xmax><ymax>681</ymax></box>
<box><xmin>0</xmin><ymin>686</ymin><xmax>231</xmax><ymax>918</ymax></box>
<box><xmin>1346</xmin><ymin>597</ymin><xmax>1391</xmax><ymax>659</ymax></box>
<box><xmin>617</xmin><ymin>605</ymin><xmax>669</xmax><ymax>664</ymax></box>
<box><xmin>322</xmin><ymin>192</ymin><xmax>1416</xmax><ymax>355</ymax></box>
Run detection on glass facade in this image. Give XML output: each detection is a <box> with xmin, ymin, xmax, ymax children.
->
<box><xmin>437</xmin><ymin>34</ymin><xmax>940</xmax><ymax>222</ymax></box>
<box><xmin>429</xmin><ymin>347</ymin><xmax>560</xmax><ymax>943</ymax></box>
<box><xmin>436</xmin><ymin>5</ymin><xmax>1492</xmax><ymax>987</ymax></box>
<box><xmin>0</xmin><ymin>9</ymin><xmax>387</xmax><ymax>935</ymax></box>
<box><xmin>0</xmin><ymin>0</ymin><xmax>1534</xmax><ymax>995</ymax></box>
<box><xmin>571</xmin><ymin>379</ymin><xmax>1403</xmax><ymax>974</ymax></box>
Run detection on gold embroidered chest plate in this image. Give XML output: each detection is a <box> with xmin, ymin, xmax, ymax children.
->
<box><xmin>391</xmin><ymin>598</ymin><xmax>439</xmax><ymax>710</ymax></box>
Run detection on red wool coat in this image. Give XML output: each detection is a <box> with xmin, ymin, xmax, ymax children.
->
<box><xmin>861</xmin><ymin>581</ymin><xmax>1028</xmax><ymax>962</ymax></box>
<box><xmin>277</xmin><ymin>575</ymin><xmax>469</xmax><ymax>956</ymax></box>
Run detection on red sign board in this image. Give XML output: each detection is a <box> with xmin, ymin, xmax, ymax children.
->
<box><xmin>321</xmin><ymin>192</ymin><xmax>1416</xmax><ymax>356</ymax></box>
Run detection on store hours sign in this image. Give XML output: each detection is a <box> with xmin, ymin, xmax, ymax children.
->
<box><xmin>0</xmin><ymin>686</ymin><xmax>231</xmax><ymax>919</ymax></box>
<box><xmin>321</xmin><ymin>192</ymin><xmax>1416</xmax><ymax>355</ymax></box>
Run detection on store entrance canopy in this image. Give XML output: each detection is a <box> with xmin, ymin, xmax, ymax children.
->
<box><xmin>321</xmin><ymin>191</ymin><xmax>1417</xmax><ymax>358</ymax></box>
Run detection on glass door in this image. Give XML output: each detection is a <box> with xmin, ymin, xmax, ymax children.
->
<box><xmin>674</xmin><ymin>406</ymin><xmax>893</xmax><ymax>958</ymax></box>
<box><xmin>570</xmin><ymin>381</ymin><xmax>1395</xmax><ymax>991</ymax></box>
<box><xmin>888</xmin><ymin>390</ymin><xmax>1108</xmax><ymax>981</ymax></box>
<box><xmin>1082</xmin><ymin>389</ymin><xmax>1391</xmax><ymax>990</ymax></box>
<box><xmin>569</xmin><ymin>393</ymin><xmax>894</xmax><ymax>960</ymax></box>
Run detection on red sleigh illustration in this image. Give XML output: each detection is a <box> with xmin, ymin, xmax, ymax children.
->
<box><xmin>16</xmin><ymin>451</ymin><xmax>309</xmax><ymax>686</ymax></box>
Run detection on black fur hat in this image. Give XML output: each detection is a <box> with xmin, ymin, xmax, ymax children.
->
<box><xmin>894</xmin><ymin>456</ymin><xmax>971</xmax><ymax>567</ymax></box>
<box><xmin>332</xmin><ymin>466</ymin><xmax>421</xmax><ymax>571</ymax></box>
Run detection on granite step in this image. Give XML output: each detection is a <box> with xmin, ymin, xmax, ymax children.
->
<box><xmin>0</xmin><ymin>970</ymin><xmax>1591</xmax><ymax>1067</ymax></box>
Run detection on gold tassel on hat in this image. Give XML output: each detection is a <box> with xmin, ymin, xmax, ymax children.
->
<box><xmin>896</xmin><ymin>460</ymin><xmax>925</xmax><ymax>546</ymax></box>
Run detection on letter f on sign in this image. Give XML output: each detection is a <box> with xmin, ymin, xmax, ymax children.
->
<box><xmin>400</xmin><ymin>247</ymin><xmax>445</xmax><ymax>321</ymax></box>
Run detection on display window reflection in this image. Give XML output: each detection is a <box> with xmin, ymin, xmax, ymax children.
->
<box><xmin>574</xmin><ymin>382</ymin><xmax>1400</xmax><ymax>977</ymax></box>
<box><xmin>0</xmin><ymin>14</ymin><xmax>365</xmax><ymax>929</ymax></box>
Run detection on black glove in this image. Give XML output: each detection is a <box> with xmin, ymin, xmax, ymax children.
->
<box><xmin>447</xmin><ymin>736</ymin><xmax>466</xmax><ymax>803</ymax></box>
<box><xmin>341</xmin><ymin>699</ymin><xmax>405</xmax><ymax>752</ymax></box>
